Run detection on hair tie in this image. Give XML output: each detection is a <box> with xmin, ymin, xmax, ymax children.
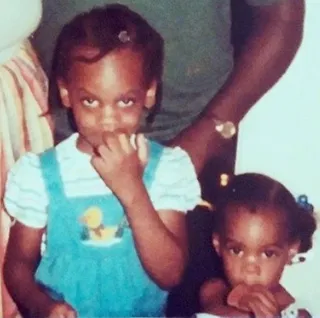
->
<box><xmin>297</xmin><ymin>194</ymin><xmax>314</xmax><ymax>213</ymax></box>
<box><xmin>118</xmin><ymin>30</ymin><xmax>131</xmax><ymax>43</ymax></box>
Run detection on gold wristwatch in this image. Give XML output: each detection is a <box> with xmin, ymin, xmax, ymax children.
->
<box><xmin>213</xmin><ymin>118</ymin><xmax>237</xmax><ymax>139</ymax></box>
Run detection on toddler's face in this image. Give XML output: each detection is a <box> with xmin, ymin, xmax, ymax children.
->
<box><xmin>214</xmin><ymin>206</ymin><xmax>298</xmax><ymax>290</ymax></box>
<box><xmin>58</xmin><ymin>47</ymin><xmax>156</xmax><ymax>154</ymax></box>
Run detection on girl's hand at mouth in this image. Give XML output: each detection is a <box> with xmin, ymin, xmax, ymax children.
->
<box><xmin>91</xmin><ymin>132</ymin><xmax>148</xmax><ymax>200</ymax></box>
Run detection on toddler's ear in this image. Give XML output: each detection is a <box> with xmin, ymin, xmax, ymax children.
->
<box><xmin>212</xmin><ymin>234</ymin><xmax>221</xmax><ymax>255</ymax></box>
<box><xmin>57</xmin><ymin>79</ymin><xmax>71</xmax><ymax>108</ymax></box>
<box><xmin>287</xmin><ymin>241</ymin><xmax>300</xmax><ymax>264</ymax></box>
<box><xmin>144</xmin><ymin>80</ymin><xmax>157</xmax><ymax>109</ymax></box>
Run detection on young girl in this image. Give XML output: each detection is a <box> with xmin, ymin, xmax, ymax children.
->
<box><xmin>3</xmin><ymin>4</ymin><xmax>201</xmax><ymax>318</ymax></box>
<box><xmin>200</xmin><ymin>173</ymin><xmax>316</xmax><ymax>318</ymax></box>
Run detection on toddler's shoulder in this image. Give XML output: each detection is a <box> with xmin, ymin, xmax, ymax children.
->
<box><xmin>151</xmin><ymin>141</ymin><xmax>195</xmax><ymax>172</ymax></box>
<box><xmin>4</xmin><ymin>151</ymin><xmax>49</xmax><ymax>228</ymax></box>
<box><xmin>7</xmin><ymin>151</ymin><xmax>42</xmax><ymax>179</ymax></box>
<box><xmin>154</xmin><ymin>143</ymin><xmax>198</xmax><ymax>184</ymax></box>
<box><xmin>147</xmin><ymin>141</ymin><xmax>201</xmax><ymax>212</ymax></box>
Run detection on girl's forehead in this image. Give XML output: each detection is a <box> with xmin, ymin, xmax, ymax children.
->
<box><xmin>70</xmin><ymin>45</ymin><xmax>101</xmax><ymax>60</ymax></box>
<box><xmin>69</xmin><ymin>47</ymin><xmax>142</xmax><ymax>71</ymax></box>
<box><xmin>225</xmin><ymin>203</ymin><xmax>285</xmax><ymax>220</ymax></box>
<box><xmin>224</xmin><ymin>206</ymin><xmax>288</xmax><ymax>245</ymax></box>
<box><xmin>66</xmin><ymin>48</ymin><xmax>146</xmax><ymax>87</ymax></box>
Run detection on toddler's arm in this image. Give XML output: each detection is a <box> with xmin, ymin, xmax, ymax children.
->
<box><xmin>92</xmin><ymin>135</ymin><xmax>200</xmax><ymax>289</ymax></box>
<box><xmin>4</xmin><ymin>221</ymin><xmax>57</xmax><ymax>317</ymax></box>
<box><xmin>122</xmin><ymin>187</ymin><xmax>189</xmax><ymax>289</ymax></box>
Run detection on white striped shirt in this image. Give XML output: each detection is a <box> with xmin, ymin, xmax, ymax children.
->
<box><xmin>4</xmin><ymin>134</ymin><xmax>201</xmax><ymax>228</ymax></box>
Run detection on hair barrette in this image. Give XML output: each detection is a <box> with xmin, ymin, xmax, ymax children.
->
<box><xmin>118</xmin><ymin>30</ymin><xmax>131</xmax><ymax>43</ymax></box>
<box><xmin>297</xmin><ymin>194</ymin><xmax>314</xmax><ymax>213</ymax></box>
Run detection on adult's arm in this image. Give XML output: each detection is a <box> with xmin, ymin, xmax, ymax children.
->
<box><xmin>171</xmin><ymin>0</ymin><xmax>305</xmax><ymax>174</ymax></box>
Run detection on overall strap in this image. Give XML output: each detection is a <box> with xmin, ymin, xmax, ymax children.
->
<box><xmin>143</xmin><ymin>140</ymin><xmax>165</xmax><ymax>188</ymax></box>
<box><xmin>39</xmin><ymin>148</ymin><xmax>66</xmax><ymax>203</ymax></box>
<box><xmin>38</xmin><ymin>141</ymin><xmax>164</xmax><ymax>203</ymax></box>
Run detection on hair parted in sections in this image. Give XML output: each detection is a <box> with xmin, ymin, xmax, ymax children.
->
<box><xmin>214</xmin><ymin>173</ymin><xmax>317</xmax><ymax>253</ymax></box>
<box><xmin>52</xmin><ymin>4</ymin><xmax>164</xmax><ymax>86</ymax></box>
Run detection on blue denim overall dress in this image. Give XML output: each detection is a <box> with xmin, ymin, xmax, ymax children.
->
<box><xmin>35</xmin><ymin>141</ymin><xmax>168</xmax><ymax>317</ymax></box>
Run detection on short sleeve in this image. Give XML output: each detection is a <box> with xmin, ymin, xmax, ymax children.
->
<box><xmin>4</xmin><ymin>153</ymin><xmax>48</xmax><ymax>228</ymax></box>
<box><xmin>150</xmin><ymin>147</ymin><xmax>201</xmax><ymax>213</ymax></box>
<box><xmin>245</xmin><ymin>0</ymin><xmax>282</xmax><ymax>6</ymax></box>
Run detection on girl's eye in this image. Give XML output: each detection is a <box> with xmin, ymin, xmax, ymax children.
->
<box><xmin>118</xmin><ymin>99</ymin><xmax>135</xmax><ymax>108</ymax></box>
<box><xmin>262</xmin><ymin>250</ymin><xmax>277</xmax><ymax>259</ymax></box>
<box><xmin>229</xmin><ymin>247</ymin><xmax>243</xmax><ymax>256</ymax></box>
<box><xmin>82</xmin><ymin>98</ymin><xmax>99</xmax><ymax>108</ymax></box>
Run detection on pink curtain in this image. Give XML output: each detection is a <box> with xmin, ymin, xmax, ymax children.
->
<box><xmin>0</xmin><ymin>40</ymin><xmax>53</xmax><ymax>318</ymax></box>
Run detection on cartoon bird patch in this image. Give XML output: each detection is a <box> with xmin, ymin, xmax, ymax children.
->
<box><xmin>79</xmin><ymin>206</ymin><xmax>128</xmax><ymax>247</ymax></box>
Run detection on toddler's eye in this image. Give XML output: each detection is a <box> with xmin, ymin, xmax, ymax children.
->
<box><xmin>82</xmin><ymin>98</ymin><xmax>99</xmax><ymax>108</ymax></box>
<box><xmin>118</xmin><ymin>99</ymin><xmax>135</xmax><ymax>108</ymax></box>
<box><xmin>229</xmin><ymin>247</ymin><xmax>243</xmax><ymax>256</ymax></box>
<box><xmin>262</xmin><ymin>250</ymin><xmax>277</xmax><ymax>259</ymax></box>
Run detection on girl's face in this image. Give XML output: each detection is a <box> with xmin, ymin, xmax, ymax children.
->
<box><xmin>58</xmin><ymin>48</ymin><xmax>157</xmax><ymax>154</ymax></box>
<box><xmin>213</xmin><ymin>206</ymin><xmax>299</xmax><ymax>291</ymax></box>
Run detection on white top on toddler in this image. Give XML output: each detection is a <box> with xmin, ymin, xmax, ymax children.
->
<box><xmin>195</xmin><ymin>301</ymin><xmax>308</xmax><ymax>318</ymax></box>
<box><xmin>4</xmin><ymin>134</ymin><xmax>201</xmax><ymax>228</ymax></box>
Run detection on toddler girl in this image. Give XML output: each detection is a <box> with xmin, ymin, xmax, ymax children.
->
<box><xmin>200</xmin><ymin>173</ymin><xmax>316</xmax><ymax>317</ymax></box>
<box><xmin>3</xmin><ymin>4</ymin><xmax>200</xmax><ymax>318</ymax></box>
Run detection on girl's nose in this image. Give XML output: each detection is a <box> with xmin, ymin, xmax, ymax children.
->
<box><xmin>243</xmin><ymin>255</ymin><xmax>260</xmax><ymax>275</ymax></box>
<box><xmin>101</xmin><ymin>105</ymin><xmax>118</xmax><ymax>131</ymax></box>
<box><xmin>102</xmin><ymin>104</ymin><xmax>116</xmax><ymax>118</ymax></box>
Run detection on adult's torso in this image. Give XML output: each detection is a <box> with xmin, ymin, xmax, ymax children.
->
<box><xmin>33</xmin><ymin>0</ymin><xmax>234</xmax><ymax>141</ymax></box>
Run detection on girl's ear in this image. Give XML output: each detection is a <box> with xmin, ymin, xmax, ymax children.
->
<box><xmin>212</xmin><ymin>234</ymin><xmax>221</xmax><ymax>255</ymax></box>
<box><xmin>144</xmin><ymin>80</ymin><xmax>157</xmax><ymax>109</ymax></box>
<box><xmin>287</xmin><ymin>241</ymin><xmax>301</xmax><ymax>265</ymax></box>
<box><xmin>57</xmin><ymin>79</ymin><xmax>71</xmax><ymax>108</ymax></box>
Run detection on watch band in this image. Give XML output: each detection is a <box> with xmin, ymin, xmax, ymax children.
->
<box><xmin>213</xmin><ymin>118</ymin><xmax>237</xmax><ymax>139</ymax></box>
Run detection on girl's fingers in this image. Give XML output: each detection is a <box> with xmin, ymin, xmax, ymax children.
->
<box><xmin>228</xmin><ymin>284</ymin><xmax>249</xmax><ymax>307</ymax></box>
<box><xmin>136</xmin><ymin>134</ymin><xmax>148</xmax><ymax>166</ymax></box>
<box><xmin>129</xmin><ymin>134</ymin><xmax>137</xmax><ymax>150</ymax></box>
<box><xmin>250</xmin><ymin>286</ymin><xmax>278</xmax><ymax>312</ymax></box>
<box><xmin>118</xmin><ymin>133</ymin><xmax>131</xmax><ymax>153</ymax></box>
<box><xmin>247</xmin><ymin>293</ymin><xmax>279</xmax><ymax>318</ymax></box>
<box><xmin>102</xmin><ymin>131</ymin><xmax>121</xmax><ymax>151</ymax></box>
<box><xmin>91</xmin><ymin>155</ymin><xmax>107</xmax><ymax>175</ymax></box>
<box><xmin>102</xmin><ymin>132</ymin><xmax>134</xmax><ymax>154</ymax></box>
<box><xmin>247</xmin><ymin>299</ymin><xmax>266</xmax><ymax>317</ymax></box>
<box><xmin>97</xmin><ymin>132</ymin><xmax>126</xmax><ymax>158</ymax></box>
<box><xmin>256</xmin><ymin>293</ymin><xmax>277</xmax><ymax>315</ymax></box>
<box><xmin>95</xmin><ymin>144</ymin><xmax>110</xmax><ymax>159</ymax></box>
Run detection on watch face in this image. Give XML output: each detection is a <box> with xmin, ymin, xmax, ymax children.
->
<box><xmin>215</xmin><ymin>121</ymin><xmax>237</xmax><ymax>139</ymax></box>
